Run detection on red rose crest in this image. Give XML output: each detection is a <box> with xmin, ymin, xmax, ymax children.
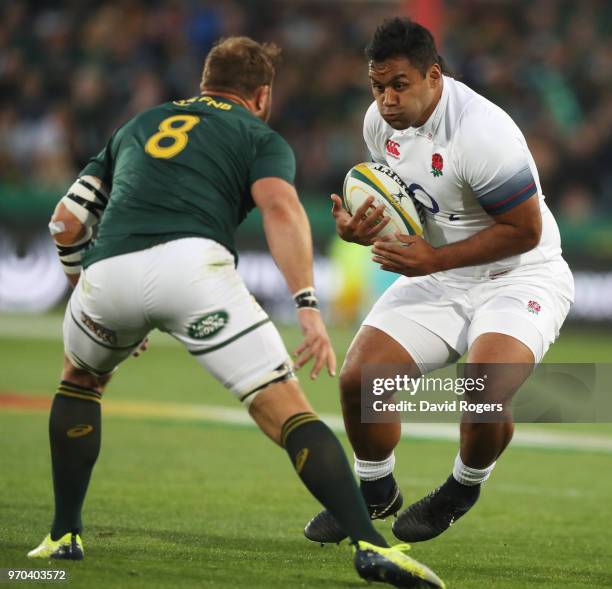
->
<box><xmin>527</xmin><ymin>300</ymin><xmax>541</xmax><ymax>315</ymax></box>
<box><xmin>431</xmin><ymin>153</ymin><xmax>443</xmax><ymax>177</ymax></box>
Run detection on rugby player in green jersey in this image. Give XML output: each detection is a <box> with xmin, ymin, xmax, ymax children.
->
<box><xmin>27</xmin><ymin>36</ymin><xmax>445</xmax><ymax>588</ymax></box>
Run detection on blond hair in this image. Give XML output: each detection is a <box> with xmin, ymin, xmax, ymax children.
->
<box><xmin>201</xmin><ymin>36</ymin><xmax>281</xmax><ymax>98</ymax></box>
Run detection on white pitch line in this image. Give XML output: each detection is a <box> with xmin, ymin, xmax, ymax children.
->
<box><xmin>325</xmin><ymin>415</ymin><xmax>612</xmax><ymax>453</ymax></box>
<box><xmin>2</xmin><ymin>315</ymin><xmax>611</xmax><ymax>453</ymax></box>
<box><xmin>5</xmin><ymin>393</ymin><xmax>610</xmax><ymax>453</ymax></box>
<box><xmin>98</xmin><ymin>399</ymin><xmax>612</xmax><ymax>454</ymax></box>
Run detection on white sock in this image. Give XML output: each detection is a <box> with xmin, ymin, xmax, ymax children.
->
<box><xmin>453</xmin><ymin>453</ymin><xmax>495</xmax><ymax>486</ymax></box>
<box><xmin>354</xmin><ymin>452</ymin><xmax>395</xmax><ymax>481</ymax></box>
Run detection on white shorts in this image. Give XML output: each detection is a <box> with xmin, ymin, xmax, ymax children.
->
<box><xmin>64</xmin><ymin>238</ymin><xmax>293</xmax><ymax>404</ymax></box>
<box><xmin>363</xmin><ymin>259</ymin><xmax>574</xmax><ymax>371</ymax></box>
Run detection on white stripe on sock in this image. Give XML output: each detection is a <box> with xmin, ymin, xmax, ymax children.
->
<box><xmin>354</xmin><ymin>452</ymin><xmax>395</xmax><ymax>481</ymax></box>
<box><xmin>453</xmin><ymin>453</ymin><xmax>496</xmax><ymax>486</ymax></box>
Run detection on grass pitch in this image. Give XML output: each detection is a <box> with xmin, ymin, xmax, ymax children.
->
<box><xmin>1</xmin><ymin>314</ymin><xmax>611</xmax><ymax>588</ymax></box>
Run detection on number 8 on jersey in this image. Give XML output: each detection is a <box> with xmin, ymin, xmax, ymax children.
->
<box><xmin>145</xmin><ymin>115</ymin><xmax>200</xmax><ymax>159</ymax></box>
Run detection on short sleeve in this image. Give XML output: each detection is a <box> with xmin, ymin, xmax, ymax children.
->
<box><xmin>249</xmin><ymin>132</ymin><xmax>296</xmax><ymax>186</ymax></box>
<box><xmin>79</xmin><ymin>132</ymin><xmax>116</xmax><ymax>186</ymax></box>
<box><xmin>363</xmin><ymin>101</ymin><xmax>387</xmax><ymax>164</ymax></box>
<box><xmin>454</xmin><ymin>104</ymin><xmax>538</xmax><ymax>215</ymax></box>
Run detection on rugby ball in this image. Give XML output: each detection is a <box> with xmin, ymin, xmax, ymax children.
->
<box><xmin>342</xmin><ymin>162</ymin><xmax>423</xmax><ymax>238</ymax></box>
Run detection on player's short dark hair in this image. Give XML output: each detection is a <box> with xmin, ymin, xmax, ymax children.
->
<box><xmin>366</xmin><ymin>17</ymin><xmax>449</xmax><ymax>77</ymax></box>
<box><xmin>201</xmin><ymin>36</ymin><xmax>281</xmax><ymax>98</ymax></box>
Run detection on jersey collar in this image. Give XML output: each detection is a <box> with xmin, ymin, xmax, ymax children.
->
<box><xmin>200</xmin><ymin>93</ymin><xmax>250</xmax><ymax>113</ymax></box>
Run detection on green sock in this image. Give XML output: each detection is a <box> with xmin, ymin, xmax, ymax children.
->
<box><xmin>49</xmin><ymin>381</ymin><xmax>102</xmax><ymax>540</ymax></box>
<box><xmin>282</xmin><ymin>413</ymin><xmax>387</xmax><ymax>547</ymax></box>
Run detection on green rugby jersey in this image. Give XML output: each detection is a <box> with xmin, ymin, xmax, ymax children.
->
<box><xmin>80</xmin><ymin>94</ymin><xmax>295</xmax><ymax>268</ymax></box>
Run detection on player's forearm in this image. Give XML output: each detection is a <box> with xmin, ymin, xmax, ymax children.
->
<box><xmin>435</xmin><ymin>222</ymin><xmax>541</xmax><ymax>271</ymax></box>
<box><xmin>261</xmin><ymin>201</ymin><xmax>315</xmax><ymax>294</ymax></box>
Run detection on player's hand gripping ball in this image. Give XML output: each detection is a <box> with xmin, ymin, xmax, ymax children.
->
<box><xmin>341</xmin><ymin>162</ymin><xmax>423</xmax><ymax>243</ymax></box>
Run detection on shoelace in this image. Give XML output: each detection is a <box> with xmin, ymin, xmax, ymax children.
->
<box><xmin>390</xmin><ymin>543</ymin><xmax>413</xmax><ymax>554</ymax></box>
<box><xmin>352</xmin><ymin>541</ymin><xmax>412</xmax><ymax>553</ymax></box>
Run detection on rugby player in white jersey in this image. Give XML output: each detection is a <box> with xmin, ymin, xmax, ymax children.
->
<box><xmin>305</xmin><ymin>17</ymin><xmax>574</xmax><ymax>544</ymax></box>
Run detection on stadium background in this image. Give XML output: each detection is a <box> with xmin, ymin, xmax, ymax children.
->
<box><xmin>1</xmin><ymin>1</ymin><xmax>611</xmax><ymax>588</ymax></box>
<box><xmin>1</xmin><ymin>0</ymin><xmax>612</xmax><ymax>319</ymax></box>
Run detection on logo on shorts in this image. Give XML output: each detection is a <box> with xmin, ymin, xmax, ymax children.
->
<box><xmin>81</xmin><ymin>312</ymin><xmax>117</xmax><ymax>345</ymax></box>
<box><xmin>527</xmin><ymin>300</ymin><xmax>541</xmax><ymax>315</ymax></box>
<box><xmin>431</xmin><ymin>153</ymin><xmax>443</xmax><ymax>177</ymax></box>
<box><xmin>189</xmin><ymin>311</ymin><xmax>229</xmax><ymax>339</ymax></box>
<box><xmin>386</xmin><ymin>139</ymin><xmax>401</xmax><ymax>159</ymax></box>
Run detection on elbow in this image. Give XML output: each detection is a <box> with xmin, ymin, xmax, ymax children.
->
<box><xmin>261</xmin><ymin>199</ymin><xmax>304</xmax><ymax>225</ymax></box>
<box><xmin>519</xmin><ymin>222</ymin><xmax>542</xmax><ymax>253</ymax></box>
<box><xmin>49</xmin><ymin>204</ymin><xmax>87</xmax><ymax>245</ymax></box>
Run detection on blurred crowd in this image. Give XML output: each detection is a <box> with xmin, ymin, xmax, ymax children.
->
<box><xmin>444</xmin><ymin>0</ymin><xmax>612</xmax><ymax>224</ymax></box>
<box><xmin>1</xmin><ymin>0</ymin><xmax>611</xmax><ymax>223</ymax></box>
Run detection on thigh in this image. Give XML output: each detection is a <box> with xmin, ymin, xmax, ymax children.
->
<box><xmin>64</xmin><ymin>266</ymin><xmax>149</xmax><ymax>376</ymax></box>
<box><xmin>156</xmin><ymin>243</ymin><xmax>293</xmax><ymax>404</ymax></box>
<box><xmin>468</xmin><ymin>263</ymin><xmax>573</xmax><ymax>364</ymax></box>
<box><xmin>190</xmin><ymin>319</ymin><xmax>293</xmax><ymax>405</ymax></box>
<box><xmin>465</xmin><ymin>332</ymin><xmax>535</xmax><ymax>408</ymax></box>
<box><xmin>361</xmin><ymin>275</ymin><xmax>463</xmax><ymax>374</ymax></box>
<box><xmin>158</xmin><ymin>239</ymin><xmax>272</xmax><ymax>358</ymax></box>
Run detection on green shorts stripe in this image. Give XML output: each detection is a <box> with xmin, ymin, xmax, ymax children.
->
<box><xmin>189</xmin><ymin>318</ymin><xmax>271</xmax><ymax>356</ymax></box>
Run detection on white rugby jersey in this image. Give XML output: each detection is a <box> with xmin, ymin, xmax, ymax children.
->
<box><xmin>364</xmin><ymin>75</ymin><xmax>564</xmax><ymax>279</ymax></box>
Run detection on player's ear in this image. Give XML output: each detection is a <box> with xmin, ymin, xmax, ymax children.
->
<box><xmin>428</xmin><ymin>63</ymin><xmax>442</xmax><ymax>86</ymax></box>
<box><xmin>254</xmin><ymin>85</ymin><xmax>271</xmax><ymax>116</ymax></box>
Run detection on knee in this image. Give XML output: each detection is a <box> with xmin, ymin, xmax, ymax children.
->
<box><xmin>339</xmin><ymin>363</ymin><xmax>362</xmax><ymax>412</ymax></box>
<box><xmin>247</xmin><ymin>379</ymin><xmax>314</xmax><ymax>447</ymax></box>
<box><xmin>62</xmin><ymin>356</ymin><xmax>112</xmax><ymax>394</ymax></box>
<box><xmin>461</xmin><ymin>419</ymin><xmax>513</xmax><ymax>438</ymax></box>
<box><xmin>503</xmin><ymin>420</ymin><xmax>515</xmax><ymax>444</ymax></box>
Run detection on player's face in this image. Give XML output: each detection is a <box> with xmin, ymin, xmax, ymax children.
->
<box><xmin>369</xmin><ymin>57</ymin><xmax>442</xmax><ymax>130</ymax></box>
